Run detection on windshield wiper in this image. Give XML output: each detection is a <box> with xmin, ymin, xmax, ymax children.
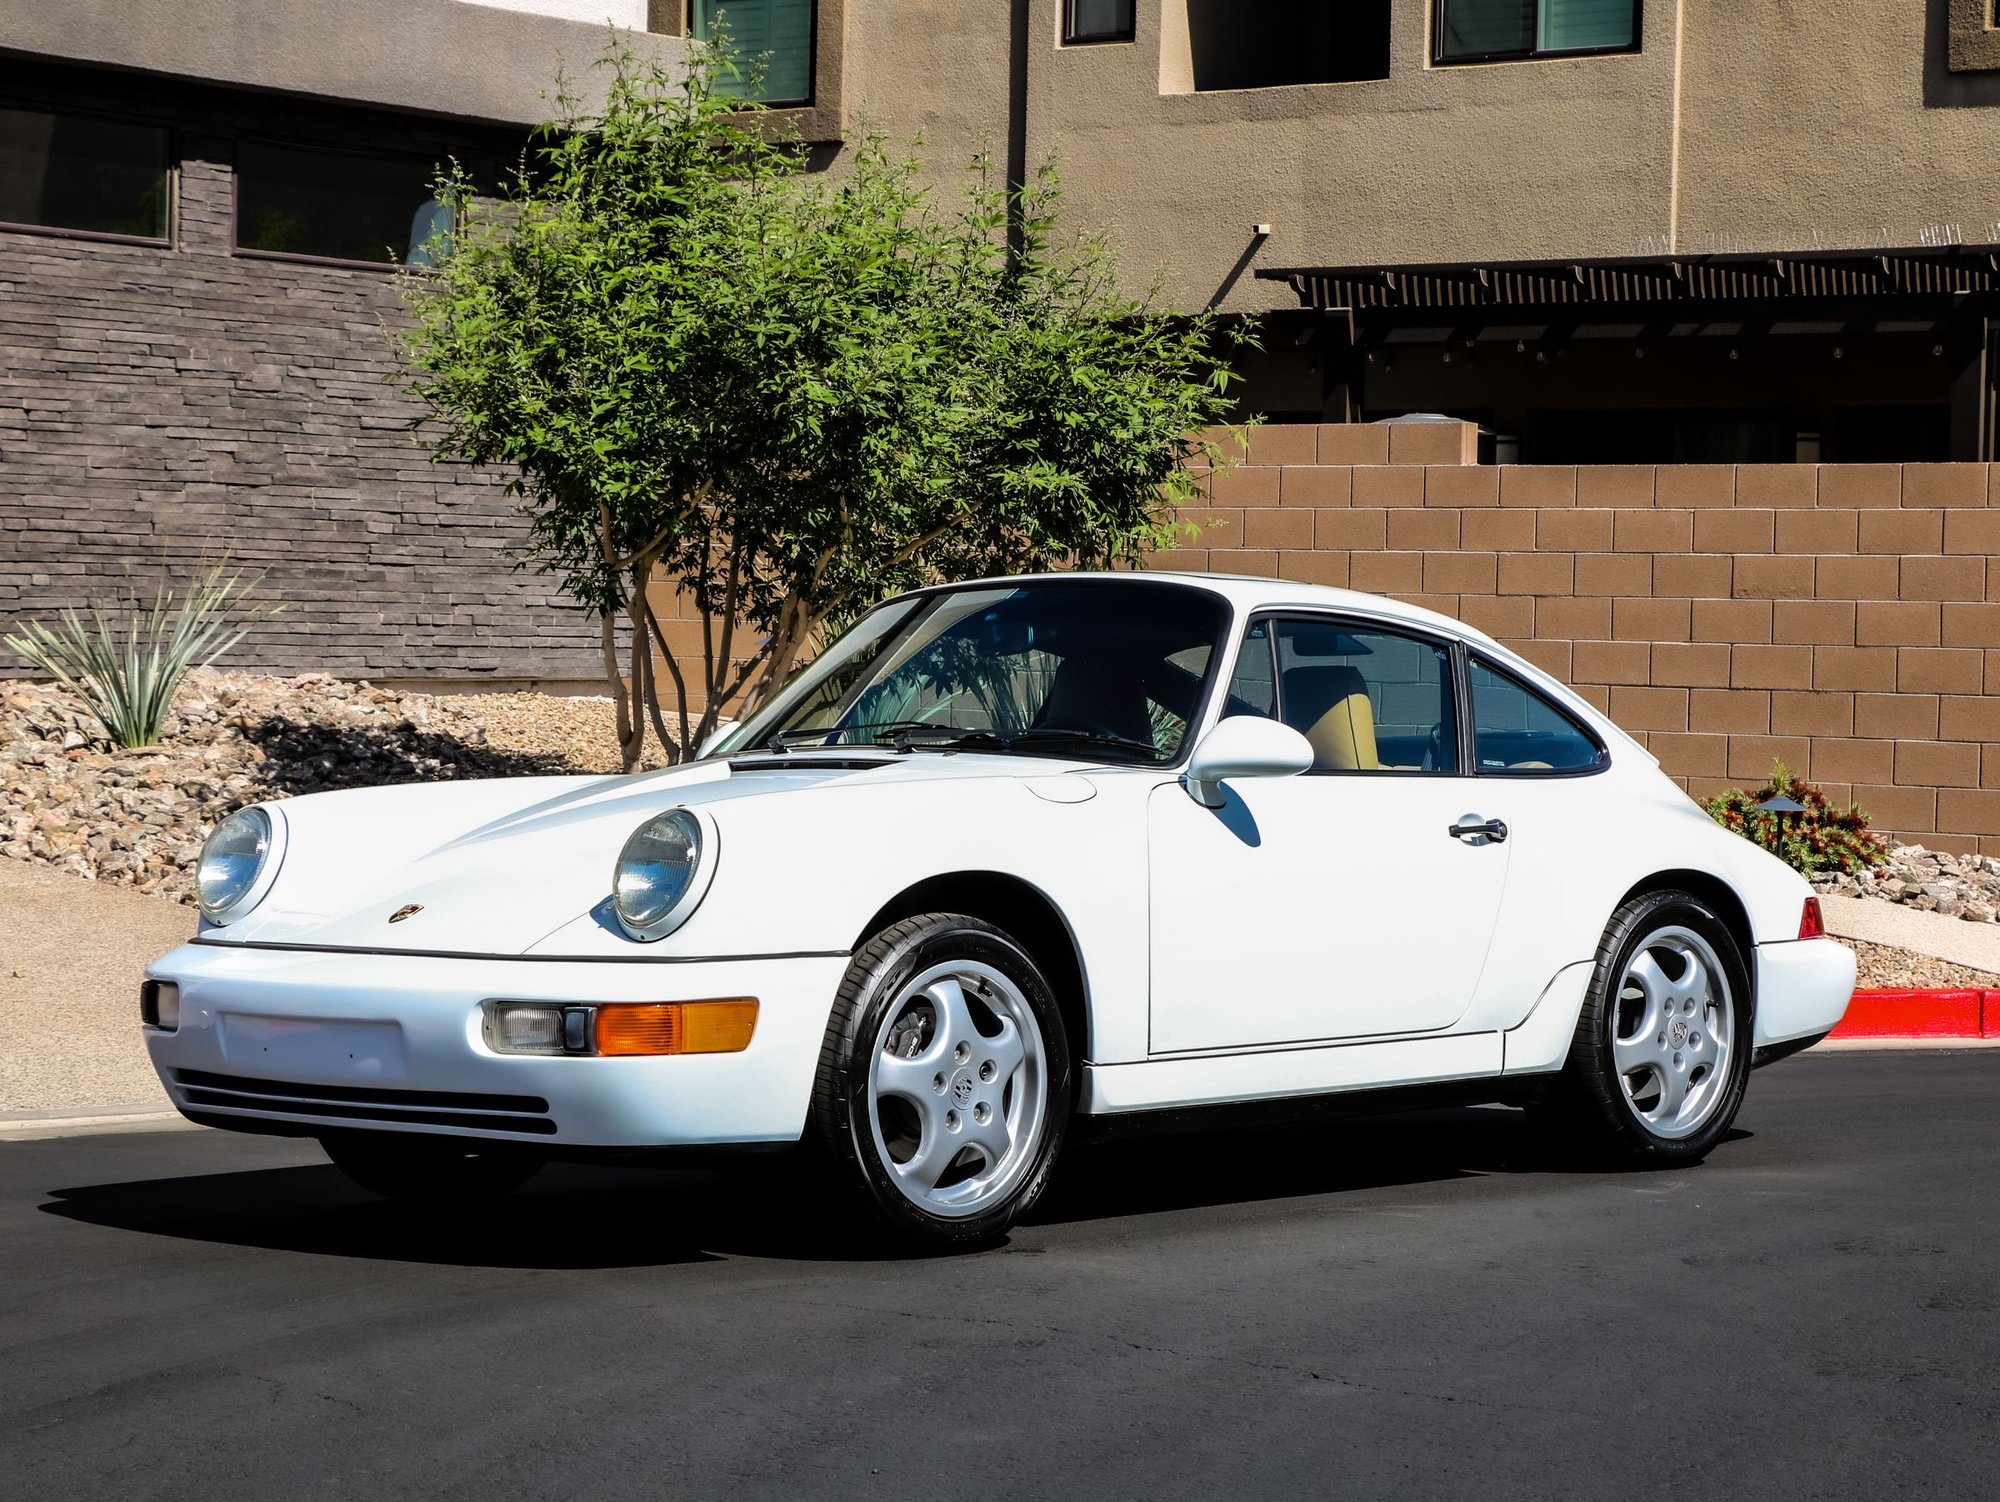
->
<box><xmin>1005</xmin><ymin>728</ymin><xmax>1163</xmax><ymax>760</ymax></box>
<box><xmin>764</xmin><ymin>719</ymin><xmax>942</xmax><ymax>751</ymax></box>
<box><xmin>890</xmin><ymin>728</ymin><xmax>1008</xmax><ymax>753</ymax></box>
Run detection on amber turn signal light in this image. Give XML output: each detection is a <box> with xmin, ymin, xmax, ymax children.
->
<box><xmin>594</xmin><ymin>999</ymin><xmax>759</xmax><ymax>1056</ymax></box>
<box><xmin>1798</xmin><ymin>897</ymin><xmax>1826</xmax><ymax>941</ymax></box>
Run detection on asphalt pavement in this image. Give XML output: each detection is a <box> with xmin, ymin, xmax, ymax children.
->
<box><xmin>2</xmin><ymin>1050</ymin><xmax>1995</xmax><ymax>1501</ymax></box>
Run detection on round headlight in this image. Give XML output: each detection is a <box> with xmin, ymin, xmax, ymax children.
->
<box><xmin>197</xmin><ymin>806</ymin><xmax>274</xmax><ymax>922</ymax></box>
<box><xmin>613</xmin><ymin>808</ymin><xmax>713</xmax><ymax>940</ymax></box>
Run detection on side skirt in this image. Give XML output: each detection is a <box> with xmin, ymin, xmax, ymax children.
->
<box><xmin>1075</xmin><ymin>1074</ymin><xmax>1555</xmax><ymax>1145</ymax></box>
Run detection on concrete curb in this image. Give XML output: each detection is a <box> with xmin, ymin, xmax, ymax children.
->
<box><xmin>0</xmin><ymin>1105</ymin><xmax>192</xmax><ymax>1142</ymax></box>
<box><xmin>1830</xmin><ymin>988</ymin><xmax>2000</xmax><ymax>1042</ymax></box>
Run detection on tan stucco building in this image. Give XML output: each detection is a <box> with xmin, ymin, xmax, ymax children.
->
<box><xmin>749</xmin><ymin>0</ymin><xmax>2000</xmax><ymax>463</ymax></box>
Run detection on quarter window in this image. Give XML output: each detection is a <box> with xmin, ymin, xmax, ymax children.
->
<box><xmin>693</xmin><ymin>0</ymin><xmax>816</xmax><ymax>105</ymax></box>
<box><xmin>1435</xmin><ymin>0</ymin><xmax>1639</xmax><ymax>64</ymax></box>
<box><xmin>0</xmin><ymin>106</ymin><xmax>169</xmax><ymax>240</ymax></box>
<box><xmin>1263</xmin><ymin>618</ymin><xmax>1458</xmax><ymax>774</ymax></box>
<box><xmin>1468</xmin><ymin>658</ymin><xmax>1607</xmax><ymax>774</ymax></box>
<box><xmin>1065</xmin><ymin>0</ymin><xmax>1137</xmax><ymax>44</ymax></box>
<box><xmin>235</xmin><ymin>141</ymin><xmax>451</xmax><ymax>266</ymax></box>
<box><xmin>1223</xmin><ymin>620</ymin><xmax>1278</xmax><ymax>718</ymax></box>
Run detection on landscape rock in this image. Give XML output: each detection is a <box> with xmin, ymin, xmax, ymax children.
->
<box><xmin>1812</xmin><ymin>843</ymin><xmax>2000</xmax><ymax>923</ymax></box>
<box><xmin>0</xmin><ymin>670</ymin><xmax>663</xmax><ymax>906</ymax></box>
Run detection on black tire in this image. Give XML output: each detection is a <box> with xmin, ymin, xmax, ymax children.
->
<box><xmin>812</xmin><ymin>913</ymin><xmax>1073</xmax><ymax>1249</ymax></box>
<box><xmin>1552</xmin><ymin>889</ymin><xmax>1753</xmax><ymax>1167</ymax></box>
<box><xmin>320</xmin><ymin>1132</ymin><xmax>545</xmax><ymax>1202</ymax></box>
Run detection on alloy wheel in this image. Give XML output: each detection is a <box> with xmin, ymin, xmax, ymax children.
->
<box><xmin>1610</xmin><ymin>925</ymin><xmax>1737</xmax><ymax>1141</ymax></box>
<box><xmin>867</xmin><ymin>959</ymin><xmax>1049</xmax><ymax>1219</ymax></box>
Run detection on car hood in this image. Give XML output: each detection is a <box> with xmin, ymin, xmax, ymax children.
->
<box><xmin>209</xmin><ymin>752</ymin><xmax>1108</xmax><ymax>957</ymax></box>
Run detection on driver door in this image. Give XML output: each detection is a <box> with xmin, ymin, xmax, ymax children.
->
<box><xmin>1147</xmin><ymin>615</ymin><xmax>1512</xmax><ymax>1054</ymax></box>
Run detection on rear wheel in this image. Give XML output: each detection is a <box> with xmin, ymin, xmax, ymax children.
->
<box><xmin>1554</xmin><ymin>890</ymin><xmax>1752</xmax><ymax>1166</ymax></box>
<box><xmin>812</xmin><ymin>913</ymin><xmax>1072</xmax><ymax>1248</ymax></box>
<box><xmin>320</xmin><ymin>1133</ymin><xmax>545</xmax><ymax>1201</ymax></box>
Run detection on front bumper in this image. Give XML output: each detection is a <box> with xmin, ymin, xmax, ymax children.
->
<box><xmin>1752</xmin><ymin>936</ymin><xmax>1857</xmax><ymax>1051</ymax></box>
<box><xmin>142</xmin><ymin>942</ymin><xmax>850</xmax><ymax>1148</ymax></box>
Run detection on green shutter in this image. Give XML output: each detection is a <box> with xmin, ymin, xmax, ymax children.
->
<box><xmin>693</xmin><ymin>0</ymin><xmax>815</xmax><ymax>105</ymax></box>
<box><xmin>1539</xmin><ymin>0</ymin><xmax>1636</xmax><ymax>52</ymax></box>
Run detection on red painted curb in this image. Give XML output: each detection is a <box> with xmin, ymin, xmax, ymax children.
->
<box><xmin>1830</xmin><ymin>988</ymin><xmax>1995</xmax><ymax>1040</ymax></box>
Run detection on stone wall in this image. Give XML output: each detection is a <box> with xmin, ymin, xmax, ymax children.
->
<box><xmin>1154</xmin><ymin>422</ymin><xmax>2000</xmax><ymax>855</ymax></box>
<box><xmin>0</xmin><ymin>66</ymin><xmax>599</xmax><ymax>688</ymax></box>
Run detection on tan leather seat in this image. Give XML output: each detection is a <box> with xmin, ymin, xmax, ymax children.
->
<box><xmin>1282</xmin><ymin>665</ymin><xmax>1379</xmax><ymax>771</ymax></box>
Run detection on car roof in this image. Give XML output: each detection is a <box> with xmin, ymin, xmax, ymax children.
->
<box><xmin>910</xmin><ymin>570</ymin><xmax>1498</xmax><ymax>651</ymax></box>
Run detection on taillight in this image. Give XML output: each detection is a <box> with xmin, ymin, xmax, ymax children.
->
<box><xmin>1798</xmin><ymin>897</ymin><xmax>1826</xmax><ymax>940</ymax></box>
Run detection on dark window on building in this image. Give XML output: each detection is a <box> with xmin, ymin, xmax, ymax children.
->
<box><xmin>235</xmin><ymin>140</ymin><xmax>451</xmax><ymax>267</ymax></box>
<box><xmin>1436</xmin><ymin>0</ymin><xmax>1639</xmax><ymax>64</ymax></box>
<box><xmin>0</xmin><ymin>106</ymin><xmax>169</xmax><ymax>240</ymax></box>
<box><xmin>1184</xmin><ymin>1</ymin><xmax>1391</xmax><ymax>90</ymax></box>
<box><xmin>693</xmin><ymin>0</ymin><xmax>816</xmax><ymax>105</ymax></box>
<box><xmin>1066</xmin><ymin>0</ymin><xmax>1137</xmax><ymax>43</ymax></box>
<box><xmin>1468</xmin><ymin>658</ymin><xmax>1605</xmax><ymax>775</ymax></box>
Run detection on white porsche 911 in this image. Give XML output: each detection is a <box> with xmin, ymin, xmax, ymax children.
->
<box><xmin>142</xmin><ymin>573</ymin><xmax>1854</xmax><ymax>1245</ymax></box>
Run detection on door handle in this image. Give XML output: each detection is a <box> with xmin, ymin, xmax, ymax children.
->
<box><xmin>1448</xmin><ymin>816</ymin><xmax>1508</xmax><ymax>844</ymax></box>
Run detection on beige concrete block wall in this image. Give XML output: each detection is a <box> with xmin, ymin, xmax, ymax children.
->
<box><xmin>1160</xmin><ymin>423</ymin><xmax>1998</xmax><ymax>854</ymax></box>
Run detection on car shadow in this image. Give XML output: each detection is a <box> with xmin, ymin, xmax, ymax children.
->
<box><xmin>38</xmin><ymin>1109</ymin><xmax>1753</xmax><ymax>1267</ymax></box>
<box><xmin>1038</xmin><ymin>1105</ymin><xmax>1753</xmax><ymax>1225</ymax></box>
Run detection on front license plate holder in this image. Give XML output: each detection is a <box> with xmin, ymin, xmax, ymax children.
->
<box><xmin>218</xmin><ymin>1015</ymin><xmax>408</xmax><ymax>1081</ymax></box>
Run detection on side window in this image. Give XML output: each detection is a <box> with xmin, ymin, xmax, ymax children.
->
<box><xmin>1468</xmin><ymin>658</ymin><xmax>1607</xmax><ymax>775</ymax></box>
<box><xmin>1274</xmin><ymin>618</ymin><xmax>1456</xmax><ymax>774</ymax></box>
<box><xmin>1223</xmin><ymin>621</ymin><xmax>1277</xmax><ymax>718</ymax></box>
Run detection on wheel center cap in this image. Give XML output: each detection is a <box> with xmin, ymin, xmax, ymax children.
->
<box><xmin>950</xmin><ymin>1070</ymin><xmax>976</xmax><ymax>1106</ymax></box>
<box><xmin>1670</xmin><ymin>1019</ymin><xmax>1689</xmax><ymax>1048</ymax></box>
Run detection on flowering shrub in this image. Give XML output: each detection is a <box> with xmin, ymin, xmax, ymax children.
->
<box><xmin>1704</xmin><ymin>762</ymin><xmax>1889</xmax><ymax>876</ymax></box>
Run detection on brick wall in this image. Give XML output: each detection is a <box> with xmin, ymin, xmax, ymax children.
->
<box><xmin>1156</xmin><ymin>422</ymin><xmax>1999</xmax><ymax>855</ymax></box>
<box><xmin>0</xmin><ymin>69</ymin><xmax>598</xmax><ymax>687</ymax></box>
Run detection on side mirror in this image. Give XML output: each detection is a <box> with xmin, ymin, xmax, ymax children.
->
<box><xmin>1183</xmin><ymin>716</ymin><xmax>1314</xmax><ymax>807</ymax></box>
<box><xmin>696</xmin><ymin>720</ymin><xmax>739</xmax><ymax>759</ymax></box>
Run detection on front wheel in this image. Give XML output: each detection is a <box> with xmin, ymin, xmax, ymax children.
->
<box><xmin>812</xmin><ymin>913</ymin><xmax>1072</xmax><ymax>1248</ymax></box>
<box><xmin>320</xmin><ymin>1132</ymin><xmax>545</xmax><ymax>1202</ymax></box>
<box><xmin>1554</xmin><ymin>890</ymin><xmax>1752</xmax><ymax>1166</ymax></box>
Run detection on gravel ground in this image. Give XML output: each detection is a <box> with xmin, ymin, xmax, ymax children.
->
<box><xmin>428</xmin><ymin>689</ymin><xmax>669</xmax><ymax>775</ymax></box>
<box><xmin>1</xmin><ymin>673</ymin><xmax>662</xmax><ymax>905</ymax></box>
<box><xmin>1835</xmin><ymin>936</ymin><xmax>1999</xmax><ymax>991</ymax></box>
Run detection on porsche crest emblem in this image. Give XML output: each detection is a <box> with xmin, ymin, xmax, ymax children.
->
<box><xmin>388</xmin><ymin>904</ymin><xmax>424</xmax><ymax>924</ymax></box>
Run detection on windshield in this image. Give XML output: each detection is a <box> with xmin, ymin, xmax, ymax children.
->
<box><xmin>710</xmin><ymin>580</ymin><xmax>1229</xmax><ymax>765</ymax></box>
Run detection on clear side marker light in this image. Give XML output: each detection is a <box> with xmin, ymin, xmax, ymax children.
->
<box><xmin>140</xmin><ymin>979</ymin><xmax>180</xmax><ymax>1031</ymax></box>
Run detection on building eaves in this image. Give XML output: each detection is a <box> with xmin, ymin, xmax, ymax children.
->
<box><xmin>1260</xmin><ymin>245</ymin><xmax>2000</xmax><ymax>313</ymax></box>
<box><xmin>0</xmin><ymin>0</ymin><xmax>687</xmax><ymax>129</ymax></box>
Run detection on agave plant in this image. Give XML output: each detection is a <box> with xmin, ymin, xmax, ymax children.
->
<box><xmin>3</xmin><ymin>562</ymin><xmax>265</xmax><ymax>749</ymax></box>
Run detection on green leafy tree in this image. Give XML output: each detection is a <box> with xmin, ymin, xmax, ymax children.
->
<box><xmin>400</xmin><ymin>41</ymin><xmax>1246</xmax><ymax>770</ymax></box>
